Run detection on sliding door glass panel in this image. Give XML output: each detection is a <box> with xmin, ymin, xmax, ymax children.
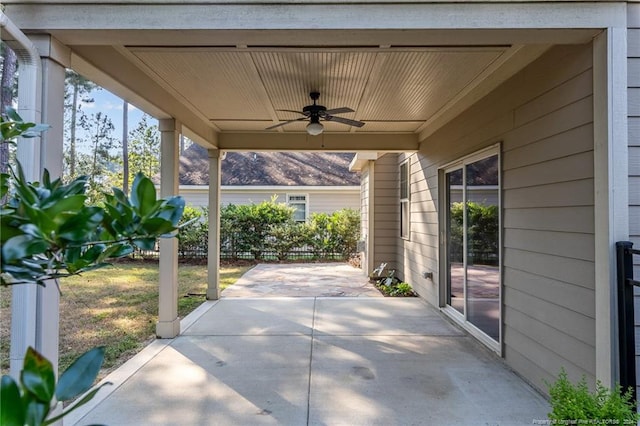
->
<box><xmin>446</xmin><ymin>168</ymin><xmax>464</xmax><ymax>315</ymax></box>
<box><xmin>464</xmin><ymin>154</ymin><xmax>500</xmax><ymax>340</ymax></box>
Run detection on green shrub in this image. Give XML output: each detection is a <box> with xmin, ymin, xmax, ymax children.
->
<box><xmin>546</xmin><ymin>369</ymin><xmax>639</xmax><ymax>424</ymax></box>
<box><xmin>220</xmin><ymin>198</ymin><xmax>294</xmax><ymax>260</ymax></box>
<box><xmin>267</xmin><ymin>221</ymin><xmax>307</xmax><ymax>261</ymax></box>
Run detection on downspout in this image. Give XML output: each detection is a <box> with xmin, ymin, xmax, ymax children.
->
<box><xmin>1</xmin><ymin>11</ymin><xmax>43</xmax><ymax>379</ymax></box>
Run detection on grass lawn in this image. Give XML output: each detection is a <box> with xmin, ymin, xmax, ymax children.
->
<box><xmin>0</xmin><ymin>261</ymin><xmax>253</xmax><ymax>377</ymax></box>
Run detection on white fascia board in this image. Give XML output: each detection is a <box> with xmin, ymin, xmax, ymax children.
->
<box><xmin>350</xmin><ymin>152</ymin><xmax>380</xmax><ymax>171</ymax></box>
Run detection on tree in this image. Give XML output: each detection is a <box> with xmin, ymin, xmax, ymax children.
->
<box><xmin>127</xmin><ymin>114</ymin><xmax>160</xmax><ymax>180</ymax></box>
<box><xmin>0</xmin><ymin>44</ymin><xmax>18</xmax><ymax>174</ymax></box>
<box><xmin>64</xmin><ymin>70</ymin><xmax>97</xmax><ymax>179</ymax></box>
<box><xmin>77</xmin><ymin>111</ymin><xmax>117</xmax><ymax>202</ymax></box>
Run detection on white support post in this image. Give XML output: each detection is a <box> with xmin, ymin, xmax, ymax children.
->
<box><xmin>206</xmin><ymin>149</ymin><xmax>221</xmax><ymax>300</ymax></box>
<box><xmin>593</xmin><ymin>27</ymin><xmax>629</xmax><ymax>388</ymax></box>
<box><xmin>156</xmin><ymin>118</ymin><xmax>180</xmax><ymax>338</ymax></box>
<box><xmin>36</xmin><ymin>39</ymin><xmax>68</xmax><ymax>377</ymax></box>
<box><xmin>366</xmin><ymin>160</ymin><xmax>376</xmax><ymax>276</ymax></box>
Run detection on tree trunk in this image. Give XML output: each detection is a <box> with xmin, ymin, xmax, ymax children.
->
<box><xmin>0</xmin><ymin>47</ymin><xmax>17</xmax><ymax>174</ymax></box>
<box><xmin>122</xmin><ymin>100</ymin><xmax>129</xmax><ymax>194</ymax></box>
<box><xmin>69</xmin><ymin>84</ymin><xmax>79</xmax><ymax>178</ymax></box>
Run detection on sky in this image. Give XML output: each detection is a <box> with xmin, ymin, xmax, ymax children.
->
<box><xmin>78</xmin><ymin>86</ymin><xmax>148</xmax><ymax>142</ymax></box>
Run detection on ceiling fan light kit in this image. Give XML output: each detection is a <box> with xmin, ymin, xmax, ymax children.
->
<box><xmin>306</xmin><ymin>120</ymin><xmax>324</xmax><ymax>136</ymax></box>
<box><xmin>266</xmin><ymin>91</ymin><xmax>365</xmax><ymax>135</ymax></box>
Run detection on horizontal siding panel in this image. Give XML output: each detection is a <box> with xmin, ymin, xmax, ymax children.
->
<box><xmin>505</xmin><ymin>267</ymin><xmax>595</xmax><ymax>319</ymax></box>
<box><xmin>502</xmin><ymin>123</ymin><xmax>593</xmax><ymax>171</ymax></box>
<box><xmin>506</xmin><ymin>286</ymin><xmax>595</xmax><ymax>347</ymax></box>
<box><xmin>630</xmin><ymin>118</ymin><xmax>640</xmax><ymax>146</ymax></box>
<box><xmin>630</xmin><ymin>147</ymin><xmax>640</xmax><ymax>175</ymax></box>
<box><xmin>630</xmin><ymin>88</ymin><xmax>640</xmax><ymax>116</ymax></box>
<box><xmin>505</xmin><ymin>306</ymin><xmax>595</xmax><ymax>373</ymax></box>
<box><xmin>628</xmin><ymin>29</ymin><xmax>640</xmax><ymax>57</ymax></box>
<box><xmin>630</xmin><ymin>207</ymin><xmax>640</xmax><ymax>235</ymax></box>
<box><xmin>503</xmin><ymin>151</ymin><xmax>593</xmax><ymax>190</ymax></box>
<box><xmin>503</xmin><ymin>179</ymin><xmax>593</xmax><ymax>209</ymax></box>
<box><xmin>503</xmin><ymin>96</ymin><xmax>593</xmax><ymax>152</ymax></box>
<box><xmin>504</xmin><ymin>206</ymin><xmax>594</xmax><ymax>234</ymax></box>
<box><xmin>514</xmin><ymin>70</ymin><xmax>592</xmax><ymax>127</ymax></box>
<box><xmin>629</xmin><ymin>58</ymin><xmax>640</xmax><ymax>87</ymax></box>
<box><xmin>504</xmin><ymin>228</ymin><xmax>595</xmax><ymax>262</ymax></box>
<box><xmin>630</xmin><ymin>177</ymin><xmax>640</xmax><ymax>204</ymax></box>
<box><xmin>504</xmin><ymin>327</ymin><xmax>595</xmax><ymax>391</ymax></box>
<box><xmin>504</xmin><ymin>248</ymin><xmax>595</xmax><ymax>290</ymax></box>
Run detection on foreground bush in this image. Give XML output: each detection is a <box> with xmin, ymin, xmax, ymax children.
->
<box><xmin>546</xmin><ymin>369</ymin><xmax>639</xmax><ymax>424</ymax></box>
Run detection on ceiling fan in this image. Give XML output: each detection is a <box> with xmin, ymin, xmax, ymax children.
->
<box><xmin>266</xmin><ymin>92</ymin><xmax>365</xmax><ymax>135</ymax></box>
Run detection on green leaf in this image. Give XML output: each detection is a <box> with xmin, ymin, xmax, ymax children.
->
<box><xmin>130</xmin><ymin>173</ymin><xmax>157</xmax><ymax>216</ymax></box>
<box><xmin>2</xmin><ymin>234</ymin><xmax>48</xmax><ymax>262</ymax></box>
<box><xmin>21</xmin><ymin>347</ymin><xmax>55</xmax><ymax>403</ymax></box>
<box><xmin>56</xmin><ymin>347</ymin><xmax>106</xmax><ymax>401</ymax></box>
<box><xmin>42</xmin><ymin>195</ymin><xmax>87</xmax><ymax>219</ymax></box>
<box><xmin>24</xmin><ymin>397</ymin><xmax>49</xmax><ymax>426</ymax></box>
<box><xmin>44</xmin><ymin>381</ymin><xmax>112</xmax><ymax>425</ymax></box>
<box><xmin>58</xmin><ymin>207</ymin><xmax>104</xmax><ymax>242</ymax></box>
<box><xmin>1</xmin><ymin>375</ymin><xmax>25</xmax><ymax>426</ymax></box>
<box><xmin>141</xmin><ymin>217</ymin><xmax>177</xmax><ymax>236</ymax></box>
<box><xmin>133</xmin><ymin>237</ymin><xmax>156</xmax><ymax>251</ymax></box>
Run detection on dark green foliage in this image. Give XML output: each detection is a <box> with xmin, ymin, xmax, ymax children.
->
<box><xmin>449</xmin><ymin>201</ymin><xmax>499</xmax><ymax>265</ymax></box>
<box><xmin>546</xmin><ymin>369</ymin><xmax>639</xmax><ymax>424</ymax></box>
<box><xmin>220</xmin><ymin>199</ymin><xmax>294</xmax><ymax>260</ymax></box>
<box><xmin>1</xmin><ymin>347</ymin><xmax>110</xmax><ymax>426</ymax></box>
<box><xmin>0</xmin><ymin>107</ymin><xmax>50</xmax><ymax>143</ymax></box>
<box><xmin>178</xmin><ymin>205</ymin><xmax>208</xmax><ymax>256</ymax></box>
<box><xmin>267</xmin><ymin>221</ymin><xmax>308</xmax><ymax>261</ymax></box>
<box><xmin>1</xmin><ymin>168</ymin><xmax>185</xmax><ymax>285</ymax></box>
<box><xmin>218</xmin><ymin>203</ymin><xmax>360</xmax><ymax>261</ymax></box>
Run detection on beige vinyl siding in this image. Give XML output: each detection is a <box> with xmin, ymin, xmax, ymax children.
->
<box><xmin>629</xmin><ymin>3</ymin><xmax>640</xmax><ymax>396</ymax></box>
<box><xmin>373</xmin><ymin>154</ymin><xmax>400</xmax><ymax>270</ymax></box>
<box><xmin>179</xmin><ymin>188</ymin><xmax>360</xmax><ymax>215</ymax></box>
<box><xmin>393</xmin><ymin>43</ymin><xmax>595</xmax><ymax>394</ymax></box>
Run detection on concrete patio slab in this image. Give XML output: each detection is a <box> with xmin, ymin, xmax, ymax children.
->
<box><xmin>70</xmin><ymin>297</ymin><xmax>549</xmax><ymax>426</ymax></box>
<box><xmin>183</xmin><ymin>298</ymin><xmax>315</xmax><ymax>336</ymax></box>
<box><xmin>309</xmin><ymin>335</ymin><xmax>548</xmax><ymax>425</ymax></box>
<box><xmin>313</xmin><ymin>297</ymin><xmax>463</xmax><ymax>336</ymax></box>
<box><xmin>221</xmin><ymin>263</ymin><xmax>381</xmax><ymax>297</ymax></box>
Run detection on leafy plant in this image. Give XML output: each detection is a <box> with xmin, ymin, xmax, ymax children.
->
<box><xmin>1</xmin><ymin>168</ymin><xmax>184</xmax><ymax>285</ymax></box>
<box><xmin>0</xmin><ymin>107</ymin><xmax>50</xmax><ymax>143</ymax></box>
<box><xmin>1</xmin><ymin>347</ymin><xmax>109</xmax><ymax>426</ymax></box>
<box><xmin>1</xmin><ymin>108</ymin><xmax>185</xmax><ymax>426</ymax></box>
<box><xmin>545</xmin><ymin>369</ymin><xmax>639</xmax><ymax>424</ymax></box>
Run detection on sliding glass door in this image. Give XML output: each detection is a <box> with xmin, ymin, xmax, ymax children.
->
<box><xmin>444</xmin><ymin>149</ymin><xmax>501</xmax><ymax>346</ymax></box>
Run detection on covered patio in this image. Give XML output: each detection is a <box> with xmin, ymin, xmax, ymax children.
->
<box><xmin>66</xmin><ymin>294</ymin><xmax>549</xmax><ymax>425</ymax></box>
<box><xmin>2</xmin><ymin>0</ymin><xmax>632</xmax><ymax>411</ymax></box>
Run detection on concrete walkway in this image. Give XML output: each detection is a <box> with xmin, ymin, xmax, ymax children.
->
<box><xmin>68</xmin><ymin>265</ymin><xmax>549</xmax><ymax>426</ymax></box>
<box><xmin>221</xmin><ymin>263</ymin><xmax>381</xmax><ymax>297</ymax></box>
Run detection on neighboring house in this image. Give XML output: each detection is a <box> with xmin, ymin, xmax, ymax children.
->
<box><xmin>3</xmin><ymin>0</ymin><xmax>638</xmax><ymax>401</ymax></box>
<box><xmin>178</xmin><ymin>145</ymin><xmax>360</xmax><ymax>220</ymax></box>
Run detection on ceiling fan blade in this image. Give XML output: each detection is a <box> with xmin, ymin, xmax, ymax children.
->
<box><xmin>324</xmin><ymin>115</ymin><xmax>365</xmax><ymax>128</ymax></box>
<box><xmin>323</xmin><ymin>107</ymin><xmax>354</xmax><ymax>115</ymax></box>
<box><xmin>265</xmin><ymin>117</ymin><xmax>307</xmax><ymax>130</ymax></box>
<box><xmin>276</xmin><ymin>109</ymin><xmax>309</xmax><ymax>116</ymax></box>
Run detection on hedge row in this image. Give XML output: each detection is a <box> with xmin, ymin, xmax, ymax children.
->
<box><xmin>177</xmin><ymin>200</ymin><xmax>360</xmax><ymax>261</ymax></box>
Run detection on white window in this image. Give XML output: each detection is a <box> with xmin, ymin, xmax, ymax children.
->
<box><xmin>287</xmin><ymin>194</ymin><xmax>308</xmax><ymax>222</ymax></box>
<box><xmin>400</xmin><ymin>160</ymin><xmax>410</xmax><ymax>239</ymax></box>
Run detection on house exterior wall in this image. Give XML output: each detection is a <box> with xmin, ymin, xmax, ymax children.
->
<box><xmin>178</xmin><ymin>186</ymin><xmax>360</xmax><ymax>215</ymax></box>
<box><xmin>628</xmin><ymin>3</ymin><xmax>640</xmax><ymax>395</ymax></box>
<box><xmin>391</xmin><ymin>43</ymin><xmax>596</xmax><ymax>394</ymax></box>
<box><xmin>372</xmin><ymin>154</ymin><xmax>401</xmax><ymax>271</ymax></box>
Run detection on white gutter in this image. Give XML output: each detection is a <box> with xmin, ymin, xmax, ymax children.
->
<box><xmin>1</xmin><ymin>11</ymin><xmax>42</xmax><ymax>180</ymax></box>
<box><xmin>1</xmin><ymin>11</ymin><xmax>42</xmax><ymax>379</ymax></box>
